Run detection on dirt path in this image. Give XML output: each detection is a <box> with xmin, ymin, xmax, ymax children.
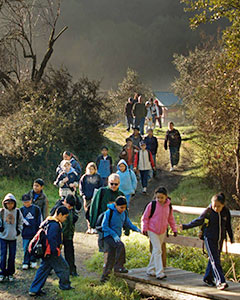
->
<box><xmin>0</xmin><ymin>139</ymin><xmax>193</xmax><ymax>300</ymax></box>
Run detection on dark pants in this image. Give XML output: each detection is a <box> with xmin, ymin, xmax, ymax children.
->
<box><xmin>169</xmin><ymin>147</ymin><xmax>180</xmax><ymax>167</ymax></box>
<box><xmin>63</xmin><ymin>238</ymin><xmax>77</xmax><ymax>274</ymax></box>
<box><xmin>0</xmin><ymin>238</ymin><xmax>16</xmax><ymax>276</ymax></box>
<box><xmin>22</xmin><ymin>238</ymin><xmax>36</xmax><ymax>265</ymax></box>
<box><xmin>102</xmin><ymin>236</ymin><xmax>126</xmax><ymax>277</ymax></box>
<box><xmin>126</xmin><ymin>115</ymin><xmax>133</xmax><ymax>130</ymax></box>
<box><xmin>135</xmin><ymin>117</ymin><xmax>145</xmax><ymax>135</ymax></box>
<box><xmin>140</xmin><ymin>170</ymin><xmax>149</xmax><ymax>188</ymax></box>
<box><xmin>29</xmin><ymin>254</ymin><xmax>71</xmax><ymax>293</ymax></box>
<box><xmin>204</xmin><ymin>237</ymin><xmax>225</xmax><ymax>286</ymax></box>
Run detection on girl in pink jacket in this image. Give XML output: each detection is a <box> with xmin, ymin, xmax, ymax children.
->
<box><xmin>141</xmin><ymin>187</ymin><xmax>177</xmax><ymax>279</ymax></box>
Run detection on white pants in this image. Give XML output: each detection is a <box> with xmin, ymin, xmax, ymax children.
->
<box><xmin>147</xmin><ymin>231</ymin><xmax>166</xmax><ymax>277</ymax></box>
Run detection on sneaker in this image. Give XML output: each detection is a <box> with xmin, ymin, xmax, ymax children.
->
<box><xmin>142</xmin><ymin>187</ymin><xmax>147</xmax><ymax>194</ymax></box>
<box><xmin>203</xmin><ymin>278</ymin><xmax>215</xmax><ymax>287</ymax></box>
<box><xmin>59</xmin><ymin>286</ymin><xmax>75</xmax><ymax>291</ymax></box>
<box><xmin>92</xmin><ymin>228</ymin><xmax>98</xmax><ymax>234</ymax></box>
<box><xmin>22</xmin><ymin>264</ymin><xmax>29</xmax><ymax>270</ymax></box>
<box><xmin>8</xmin><ymin>275</ymin><xmax>14</xmax><ymax>282</ymax></box>
<box><xmin>114</xmin><ymin>267</ymin><xmax>128</xmax><ymax>273</ymax></box>
<box><xmin>100</xmin><ymin>275</ymin><xmax>109</xmax><ymax>283</ymax></box>
<box><xmin>30</xmin><ymin>262</ymin><xmax>37</xmax><ymax>269</ymax></box>
<box><xmin>170</xmin><ymin>167</ymin><xmax>174</xmax><ymax>172</ymax></box>
<box><xmin>146</xmin><ymin>272</ymin><xmax>156</xmax><ymax>277</ymax></box>
<box><xmin>0</xmin><ymin>275</ymin><xmax>5</xmax><ymax>282</ymax></box>
<box><xmin>29</xmin><ymin>292</ymin><xmax>37</xmax><ymax>297</ymax></box>
<box><xmin>70</xmin><ymin>272</ymin><xmax>79</xmax><ymax>277</ymax></box>
<box><xmin>156</xmin><ymin>274</ymin><xmax>167</xmax><ymax>280</ymax></box>
<box><xmin>217</xmin><ymin>282</ymin><xmax>228</xmax><ymax>290</ymax></box>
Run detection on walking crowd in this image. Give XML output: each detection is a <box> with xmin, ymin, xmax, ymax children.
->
<box><xmin>0</xmin><ymin>94</ymin><xmax>234</xmax><ymax>296</ymax></box>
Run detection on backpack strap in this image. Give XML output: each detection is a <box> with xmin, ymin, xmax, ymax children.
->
<box><xmin>16</xmin><ymin>208</ymin><xmax>20</xmax><ymax>234</ymax></box>
<box><xmin>109</xmin><ymin>209</ymin><xmax>114</xmax><ymax>226</ymax></box>
<box><xmin>149</xmin><ymin>201</ymin><xmax>156</xmax><ymax>219</ymax></box>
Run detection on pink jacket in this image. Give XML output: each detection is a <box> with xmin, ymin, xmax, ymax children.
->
<box><xmin>141</xmin><ymin>198</ymin><xmax>177</xmax><ymax>235</ymax></box>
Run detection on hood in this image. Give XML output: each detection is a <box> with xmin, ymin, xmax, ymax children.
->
<box><xmin>117</xmin><ymin>159</ymin><xmax>128</xmax><ymax>171</ymax></box>
<box><xmin>2</xmin><ymin>193</ymin><xmax>17</xmax><ymax>209</ymax></box>
<box><xmin>107</xmin><ymin>203</ymin><xmax>117</xmax><ymax>211</ymax></box>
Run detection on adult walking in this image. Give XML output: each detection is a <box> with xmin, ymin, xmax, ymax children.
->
<box><xmin>144</xmin><ymin>128</ymin><xmax>158</xmax><ymax>177</ymax></box>
<box><xmin>125</xmin><ymin>97</ymin><xmax>134</xmax><ymax>132</ymax></box>
<box><xmin>132</xmin><ymin>95</ymin><xmax>147</xmax><ymax>135</ymax></box>
<box><xmin>164</xmin><ymin>122</ymin><xmax>181</xmax><ymax>171</ymax></box>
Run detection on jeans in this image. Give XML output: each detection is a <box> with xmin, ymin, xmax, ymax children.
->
<box><xmin>125</xmin><ymin>195</ymin><xmax>131</xmax><ymax>207</ymax></box>
<box><xmin>147</xmin><ymin>231</ymin><xmax>166</xmax><ymax>277</ymax></box>
<box><xmin>126</xmin><ymin>116</ymin><xmax>133</xmax><ymax>130</ymax></box>
<box><xmin>140</xmin><ymin>170</ymin><xmax>149</xmax><ymax>188</ymax></box>
<box><xmin>22</xmin><ymin>238</ymin><xmax>36</xmax><ymax>265</ymax></box>
<box><xmin>135</xmin><ymin>117</ymin><xmax>145</xmax><ymax>135</ymax></box>
<box><xmin>63</xmin><ymin>238</ymin><xmax>77</xmax><ymax>274</ymax></box>
<box><xmin>204</xmin><ymin>237</ymin><xmax>225</xmax><ymax>285</ymax></box>
<box><xmin>102</xmin><ymin>236</ymin><xmax>126</xmax><ymax>277</ymax></box>
<box><xmin>0</xmin><ymin>238</ymin><xmax>16</xmax><ymax>276</ymax></box>
<box><xmin>169</xmin><ymin>147</ymin><xmax>180</xmax><ymax>167</ymax></box>
<box><xmin>29</xmin><ymin>254</ymin><xmax>71</xmax><ymax>293</ymax></box>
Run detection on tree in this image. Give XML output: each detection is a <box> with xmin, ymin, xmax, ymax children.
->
<box><xmin>0</xmin><ymin>0</ymin><xmax>67</xmax><ymax>89</ymax></box>
<box><xmin>108</xmin><ymin>68</ymin><xmax>153</xmax><ymax>120</ymax></box>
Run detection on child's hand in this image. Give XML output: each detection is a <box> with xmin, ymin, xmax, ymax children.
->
<box><xmin>69</xmin><ymin>183</ymin><xmax>75</xmax><ymax>188</ymax></box>
<box><xmin>177</xmin><ymin>224</ymin><xmax>183</xmax><ymax>231</ymax></box>
<box><xmin>63</xmin><ymin>177</ymin><xmax>69</xmax><ymax>183</ymax></box>
<box><xmin>143</xmin><ymin>231</ymin><xmax>148</xmax><ymax>236</ymax></box>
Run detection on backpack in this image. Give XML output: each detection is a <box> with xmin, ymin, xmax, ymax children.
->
<box><xmin>142</xmin><ymin>200</ymin><xmax>172</xmax><ymax>219</ymax></box>
<box><xmin>28</xmin><ymin>220</ymin><xmax>50</xmax><ymax>259</ymax></box>
<box><xmin>0</xmin><ymin>208</ymin><xmax>20</xmax><ymax>235</ymax></box>
<box><xmin>95</xmin><ymin>209</ymin><xmax>114</xmax><ymax>233</ymax></box>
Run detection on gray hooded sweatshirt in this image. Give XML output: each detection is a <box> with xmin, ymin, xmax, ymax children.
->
<box><xmin>0</xmin><ymin>193</ymin><xmax>23</xmax><ymax>240</ymax></box>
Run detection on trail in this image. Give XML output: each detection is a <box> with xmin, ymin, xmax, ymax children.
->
<box><xmin>0</xmin><ymin>139</ymin><xmax>193</xmax><ymax>300</ymax></box>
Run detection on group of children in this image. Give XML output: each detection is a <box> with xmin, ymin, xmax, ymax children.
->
<box><xmin>0</xmin><ymin>135</ymin><xmax>234</xmax><ymax>294</ymax></box>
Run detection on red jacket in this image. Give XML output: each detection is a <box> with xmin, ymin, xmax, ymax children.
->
<box><xmin>134</xmin><ymin>150</ymin><xmax>155</xmax><ymax>169</ymax></box>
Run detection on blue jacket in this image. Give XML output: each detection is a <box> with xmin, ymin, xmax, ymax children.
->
<box><xmin>102</xmin><ymin>203</ymin><xmax>140</xmax><ymax>239</ymax></box>
<box><xmin>117</xmin><ymin>159</ymin><xmax>137</xmax><ymax>195</ymax></box>
<box><xmin>44</xmin><ymin>218</ymin><xmax>63</xmax><ymax>256</ymax></box>
<box><xmin>70</xmin><ymin>158</ymin><xmax>82</xmax><ymax>179</ymax></box>
<box><xmin>20</xmin><ymin>204</ymin><xmax>42</xmax><ymax>239</ymax></box>
<box><xmin>96</xmin><ymin>155</ymin><xmax>113</xmax><ymax>178</ymax></box>
<box><xmin>79</xmin><ymin>173</ymin><xmax>103</xmax><ymax>200</ymax></box>
<box><xmin>54</xmin><ymin>167</ymin><xmax>79</xmax><ymax>190</ymax></box>
<box><xmin>183</xmin><ymin>205</ymin><xmax>234</xmax><ymax>244</ymax></box>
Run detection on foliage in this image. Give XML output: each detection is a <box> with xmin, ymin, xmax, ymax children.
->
<box><xmin>181</xmin><ymin>0</ymin><xmax>240</xmax><ymax>65</ymax></box>
<box><xmin>108</xmin><ymin>68</ymin><xmax>153</xmax><ymax>121</ymax></box>
<box><xmin>0</xmin><ymin>68</ymin><xmax>111</xmax><ymax>179</ymax></box>
<box><xmin>172</xmin><ymin>43</ymin><xmax>240</xmax><ymax>208</ymax></box>
<box><xmin>56</xmin><ymin>276</ymin><xmax>141</xmax><ymax>300</ymax></box>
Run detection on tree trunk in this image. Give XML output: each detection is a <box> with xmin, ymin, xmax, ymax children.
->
<box><xmin>235</xmin><ymin>122</ymin><xmax>240</xmax><ymax>204</ymax></box>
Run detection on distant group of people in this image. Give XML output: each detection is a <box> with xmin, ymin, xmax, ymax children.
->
<box><xmin>0</xmin><ymin>95</ymin><xmax>234</xmax><ymax>295</ymax></box>
<box><xmin>125</xmin><ymin>93</ymin><xmax>163</xmax><ymax>135</ymax></box>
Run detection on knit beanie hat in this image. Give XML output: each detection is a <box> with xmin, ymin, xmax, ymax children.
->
<box><xmin>22</xmin><ymin>194</ymin><xmax>32</xmax><ymax>202</ymax></box>
<box><xmin>115</xmin><ymin>196</ymin><xmax>127</xmax><ymax>206</ymax></box>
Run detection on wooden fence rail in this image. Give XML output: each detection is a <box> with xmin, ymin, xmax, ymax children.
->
<box><xmin>165</xmin><ymin>205</ymin><xmax>240</xmax><ymax>255</ymax></box>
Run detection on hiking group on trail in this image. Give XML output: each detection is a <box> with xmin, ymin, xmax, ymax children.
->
<box><xmin>0</xmin><ymin>93</ymin><xmax>234</xmax><ymax>296</ymax></box>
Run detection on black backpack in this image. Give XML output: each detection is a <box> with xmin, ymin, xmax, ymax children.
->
<box><xmin>142</xmin><ymin>200</ymin><xmax>172</xmax><ymax>219</ymax></box>
<box><xmin>96</xmin><ymin>209</ymin><xmax>114</xmax><ymax>233</ymax></box>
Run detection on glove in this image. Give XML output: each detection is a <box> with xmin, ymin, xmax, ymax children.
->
<box><xmin>113</xmin><ymin>236</ymin><xmax>121</xmax><ymax>243</ymax></box>
<box><xmin>173</xmin><ymin>232</ymin><xmax>177</xmax><ymax>237</ymax></box>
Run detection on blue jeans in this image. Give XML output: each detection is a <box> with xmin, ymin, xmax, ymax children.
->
<box><xmin>204</xmin><ymin>237</ymin><xmax>225</xmax><ymax>285</ymax></box>
<box><xmin>0</xmin><ymin>238</ymin><xmax>16</xmax><ymax>276</ymax></box>
<box><xmin>169</xmin><ymin>147</ymin><xmax>180</xmax><ymax>167</ymax></box>
<box><xmin>140</xmin><ymin>170</ymin><xmax>149</xmax><ymax>188</ymax></box>
<box><xmin>135</xmin><ymin>117</ymin><xmax>145</xmax><ymax>135</ymax></box>
<box><xmin>29</xmin><ymin>254</ymin><xmax>71</xmax><ymax>293</ymax></box>
<box><xmin>22</xmin><ymin>239</ymin><xmax>36</xmax><ymax>265</ymax></box>
<box><xmin>125</xmin><ymin>195</ymin><xmax>131</xmax><ymax>207</ymax></box>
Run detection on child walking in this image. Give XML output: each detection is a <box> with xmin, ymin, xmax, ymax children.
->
<box><xmin>0</xmin><ymin>193</ymin><xmax>23</xmax><ymax>282</ymax></box>
<box><xmin>141</xmin><ymin>187</ymin><xmax>177</xmax><ymax>279</ymax></box>
<box><xmin>54</xmin><ymin>160</ymin><xmax>79</xmax><ymax>198</ymax></box>
<box><xmin>20</xmin><ymin>194</ymin><xmax>42</xmax><ymax>270</ymax></box>
<box><xmin>100</xmin><ymin>196</ymin><xmax>141</xmax><ymax>282</ymax></box>
<box><xmin>134</xmin><ymin>140</ymin><xmax>155</xmax><ymax>194</ymax></box>
<box><xmin>79</xmin><ymin>162</ymin><xmax>103</xmax><ymax>234</ymax></box>
<box><xmin>116</xmin><ymin>159</ymin><xmax>137</xmax><ymax>207</ymax></box>
<box><xmin>180</xmin><ymin>193</ymin><xmax>234</xmax><ymax>290</ymax></box>
<box><xmin>96</xmin><ymin>146</ymin><xmax>113</xmax><ymax>186</ymax></box>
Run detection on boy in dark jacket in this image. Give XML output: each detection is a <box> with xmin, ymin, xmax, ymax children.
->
<box><xmin>29</xmin><ymin>206</ymin><xmax>73</xmax><ymax>296</ymax></box>
<box><xmin>96</xmin><ymin>146</ymin><xmax>113</xmax><ymax>186</ymax></box>
<box><xmin>100</xmin><ymin>196</ymin><xmax>141</xmax><ymax>282</ymax></box>
<box><xmin>164</xmin><ymin>122</ymin><xmax>181</xmax><ymax>172</ymax></box>
<box><xmin>129</xmin><ymin>127</ymin><xmax>143</xmax><ymax>149</ymax></box>
<box><xmin>125</xmin><ymin>97</ymin><xmax>134</xmax><ymax>131</ymax></box>
<box><xmin>144</xmin><ymin>128</ymin><xmax>158</xmax><ymax>172</ymax></box>
<box><xmin>50</xmin><ymin>195</ymin><xmax>78</xmax><ymax>276</ymax></box>
<box><xmin>25</xmin><ymin>178</ymin><xmax>49</xmax><ymax>219</ymax></box>
<box><xmin>0</xmin><ymin>194</ymin><xmax>23</xmax><ymax>282</ymax></box>
<box><xmin>20</xmin><ymin>194</ymin><xmax>42</xmax><ymax>270</ymax></box>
